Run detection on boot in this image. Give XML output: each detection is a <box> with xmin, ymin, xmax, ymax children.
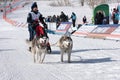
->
<box><xmin>47</xmin><ymin>43</ymin><xmax>52</xmax><ymax>54</ymax></box>
<box><xmin>29</xmin><ymin>47</ymin><xmax>31</xmax><ymax>52</ymax></box>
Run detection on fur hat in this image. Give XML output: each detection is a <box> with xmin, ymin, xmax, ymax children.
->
<box><xmin>31</xmin><ymin>2</ymin><xmax>38</xmax><ymax>10</ymax></box>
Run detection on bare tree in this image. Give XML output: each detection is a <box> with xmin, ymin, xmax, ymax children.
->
<box><xmin>54</xmin><ymin>0</ymin><xmax>71</xmax><ymax>6</ymax></box>
<box><xmin>86</xmin><ymin>0</ymin><xmax>96</xmax><ymax>9</ymax></box>
<box><xmin>86</xmin><ymin>0</ymin><xmax>108</xmax><ymax>9</ymax></box>
<box><xmin>64</xmin><ymin>0</ymin><xmax>70</xmax><ymax>6</ymax></box>
<box><xmin>100</xmin><ymin>0</ymin><xmax>106</xmax><ymax>4</ymax></box>
<box><xmin>81</xmin><ymin>0</ymin><xmax>84</xmax><ymax>6</ymax></box>
<box><xmin>57</xmin><ymin>0</ymin><xmax>62</xmax><ymax>6</ymax></box>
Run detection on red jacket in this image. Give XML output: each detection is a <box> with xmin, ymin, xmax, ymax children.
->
<box><xmin>36</xmin><ymin>25</ymin><xmax>44</xmax><ymax>37</ymax></box>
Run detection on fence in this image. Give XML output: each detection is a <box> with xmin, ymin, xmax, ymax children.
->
<box><xmin>2</xmin><ymin>0</ymin><xmax>31</xmax><ymax>27</ymax></box>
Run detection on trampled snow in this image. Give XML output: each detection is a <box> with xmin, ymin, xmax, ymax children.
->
<box><xmin>0</xmin><ymin>1</ymin><xmax>120</xmax><ymax>80</ymax></box>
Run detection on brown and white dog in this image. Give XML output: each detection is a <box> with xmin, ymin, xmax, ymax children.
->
<box><xmin>55</xmin><ymin>34</ymin><xmax>73</xmax><ymax>63</ymax></box>
<box><xmin>26</xmin><ymin>36</ymin><xmax>48</xmax><ymax>63</ymax></box>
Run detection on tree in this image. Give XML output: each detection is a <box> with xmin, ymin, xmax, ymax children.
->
<box><xmin>86</xmin><ymin>0</ymin><xmax>108</xmax><ymax>9</ymax></box>
<box><xmin>86</xmin><ymin>0</ymin><xmax>96</xmax><ymax>9</ymax></box>
<box><xmin>81</xmin><ymin>0</ymin><xmax>84</xmax><ymax>6</ymax></box>
<box><xmin>64</xmin><ymin>0</ymin><xmax>70</xmax><ymax>6</ymax></box>
<box><xmin>54</xmin><ymin>0</ymin><xmax>71</xmax><ymax>6</ymax></box>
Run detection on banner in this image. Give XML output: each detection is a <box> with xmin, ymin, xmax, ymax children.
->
<box><xmin>91</xmin><ymin>24</ymin><xmax>119</xmax><ymax>34</ymax></box>
<box><xmin>57</xmin><ymin>22</ymin><xmax>72</xmax><ymax>31</ymax></box>
<box><xmin>55</xmin><ymin>22</ymin><xmax>72</xmax><ymax>34</ymax></box>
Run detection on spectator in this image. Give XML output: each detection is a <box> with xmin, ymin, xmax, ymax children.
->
<box><xmin>45</xmin><ymin>16</ymin><xmax>52</xmax><ymax>22</ymax></box>
<box><xmin>111</xmin><ymin>8</ymin><xmax>119</xmax><ymax>24</ymax></box>
<box><xmin>56</xmin><ymin>15</ymin><xmax>60</xmax><ymax>28</ymax></box>
<box><xmin>70</xmin><ymin>12</ymin><xmax>77</xmax><ymax>27</ymax></box>
<box><xmin>95</xmin><ymin>11</ymin><xmax>104</xmax><ymax>25</ymax></box>
<box><xmin>60</xmin><ymin>11</ymin><xmax>68</xmax><ymax>22</ymax></box>
<box><xmin>52</xmin><ymin>15</ymin><xmax>57</xmax><ymax>22</ymax></box>
<box><xmin>83</xmin><ymin>16</ymin><xmax>87</xmax><ymax>24</ymax></box>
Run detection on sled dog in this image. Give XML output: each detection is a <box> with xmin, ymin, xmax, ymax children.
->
<box><xmin>26</xmin><ymin>36</ymin><xmax>48</xmax><ymax>63</ymax></box>
<box><xmin>56</xmin><ymin>35</ymin><xmax>73</xmax><ymax>63</ymax></box>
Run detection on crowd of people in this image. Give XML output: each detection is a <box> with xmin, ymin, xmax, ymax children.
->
<box><xmin>45</xmin><ymin>11</ymin><xmax>78</xmax><ymax>28</ymax></box>
<box><xmin>45</xmin><ymin>11</ymin><xmax>88</xmax><ymax>28</ymax></box>
<box><xmin>45</xmin><ymin>12</ymin><xmax>69</xmax><ymax>23</ymax></box>
<box><xmin>94</xmin><ymin>7</ymin><xmax>119</xmax><ymax>25</ymax></box>
<box><xmin>94</xmin><ymin>11</ymin><xmax>110</xmax><ymax>25</ymax></box>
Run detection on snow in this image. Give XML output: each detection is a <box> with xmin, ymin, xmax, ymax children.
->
<box><xmin>0</xmin><ymin>1</ymin><xmax>120</xmax><ymax>80</ymax></box>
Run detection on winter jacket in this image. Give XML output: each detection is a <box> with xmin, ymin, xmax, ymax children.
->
<box><xmin>71</xmin><ymin>14</ymin><xmax>76</xmax><ymax>20</ymax></box>
<box><xmin>27</xmin><ymin>10</ymin><xmax>46</xmax><ymax>30</ymax></box>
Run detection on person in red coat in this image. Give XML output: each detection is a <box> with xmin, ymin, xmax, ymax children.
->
<box><xmin>35</xmin><ymin>25</ymin><xmax>52</xmax><ymax>53</ymax></box>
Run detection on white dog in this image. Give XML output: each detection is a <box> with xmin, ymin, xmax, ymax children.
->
<box><xmin>26</xmin><ymin>36</ymin><xmax>48</xmax><ymax>63</ymax></box>
<box><xmin>56</xmin><ymin>34</ymin><xmax>73</xmax><ymax>63</ymax></box>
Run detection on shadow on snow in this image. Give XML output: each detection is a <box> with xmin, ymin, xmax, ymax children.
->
<box><xmin>0</xmin><ymin>49</ymin><xmax>16</xmax><ymax>52</ymax></box>
<box><xmin>71</xmin><ymin>57</ymin><xmax>115</xmax><ymax>64</ymax></box>
<box><xmin>72</xmin><ymin>48</ymin><xmax>120</xmax><ymax>53</ymax></box>
<box><xmin>51</xmin><ymin>48</ymin><xmax>120</xmax><ymax>54</ymax></box>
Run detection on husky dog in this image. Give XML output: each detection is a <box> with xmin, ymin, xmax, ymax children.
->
<box><xmin>26</xmin><ymin>36</ymin><xmax>48</xmax><ymax>63</ymax></box>
<box><xmin>56</xmin><ymin>34</ymin><xmax>73</xmax><ymax>63</ymax></box>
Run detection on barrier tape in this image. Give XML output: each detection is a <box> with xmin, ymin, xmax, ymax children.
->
<box><xmin>2</xmin><ymin>0</ymin><xmax>30</xmax><ymax>27</ymax></box>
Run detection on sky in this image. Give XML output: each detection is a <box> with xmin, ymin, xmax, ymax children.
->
<box><xmin>0</xmin><ymin>0</ymin><xmax>120</xmax><ymax>80</ymax></box>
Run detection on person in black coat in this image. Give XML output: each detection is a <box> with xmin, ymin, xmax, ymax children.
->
<box><xmin>95</xmin><ymin>12</ymin><xmax>104</xmax><ymax>25</ymax></box>
<box><xmin>60</xmin><ymin>11</ymin><xmax>68</xmax><ymax>22</ymax></box>
<box><xmin>27</xmin><ymin>2</ymin><xmax>47</xmax><ymax>41</ymax></box>
<box><xmin>82</xmin><ymin>16</ymin><xmax>87</xmax><ymax>24</ymax></box>
<box><xmin>27</xmin><ymin>2</ymin><xmax>51</xmax><ymax>53</ymax></box>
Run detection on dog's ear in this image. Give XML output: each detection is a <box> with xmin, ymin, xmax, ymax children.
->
<box><xmin>60</xmin><ymin>36</ymin><xmax>64</xmax><ymax>42</ymax></box>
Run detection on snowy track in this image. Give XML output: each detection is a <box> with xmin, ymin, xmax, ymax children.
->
<box><xmin>1</xmin><ymin>1</ymin><xmax>120</xmax><ymax>80</ymax></box>
<box><xmin>1</xmin><ymin>21</ymin><xmax>120</xmax><ymax>80</ymax></box>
